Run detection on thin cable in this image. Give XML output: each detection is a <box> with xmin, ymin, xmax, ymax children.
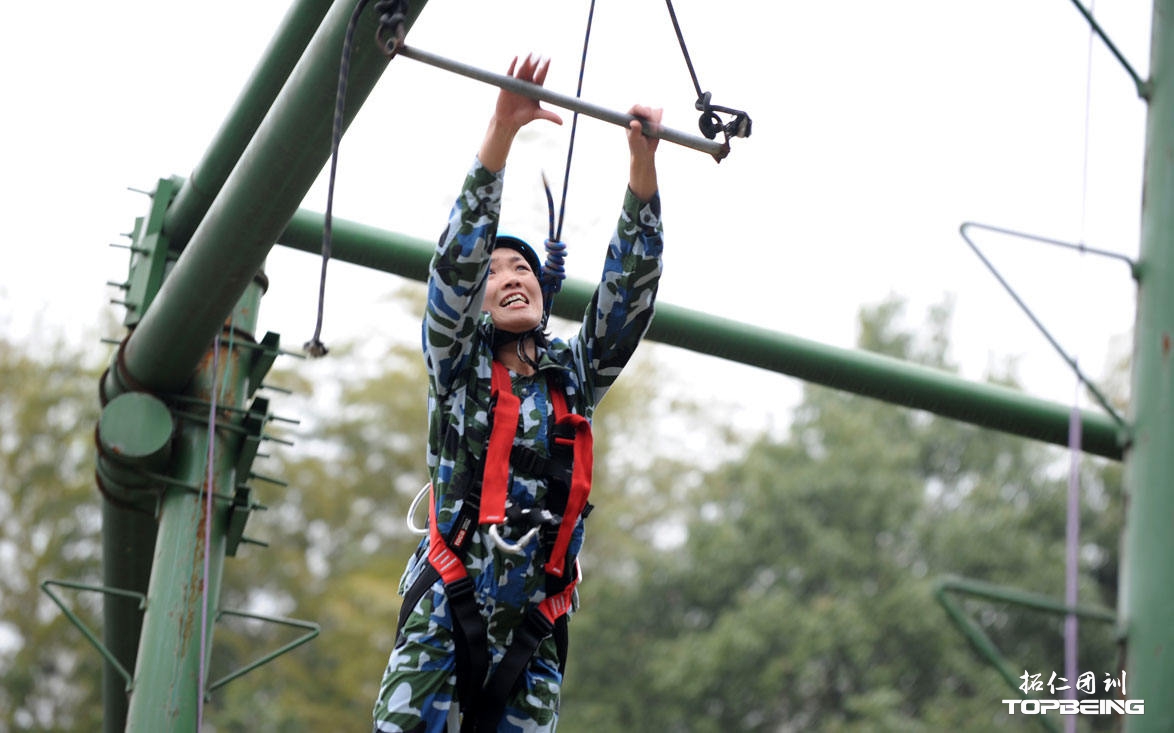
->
<box><xmin>554</xmin><ymin>0</ymin><xmax>597</xmax><ymax>243</ymax></box>
<box><xmin>1064</xmin><ymin>9</ymin><xmax>1096</xmax><ymax>727</ymax></box>
<box><xmin>197</xmin><ymin>331</ymin><xmax>222</xmax><ymax>730</ymax></box>
<box><xmin>1064</xmin><ymin>375</ymin><xmax>1082</xmax><ymax>729</ymax></box>
<box><xmin>958</xmin><ymin>222</ymin><xmax>1130</xmax><ymax>431</ymax></box>
<box><xmin>1066</xmin><ymin>0</ymin><xmax>1148</xmax><ymax>98</ymax></box>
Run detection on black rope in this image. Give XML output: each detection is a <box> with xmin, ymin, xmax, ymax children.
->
<box><xmin>305</xmin><ymin>0</ymin><xmax>408</xmax><ymax>358</ymax></box>
<box><xmin>664</xmin><ymin>0</ymin><xmax>704</xmax><ymax>102</ymax></box>
<box><xmin>538</xmin><ymin>0</ymin><xmax>597</xmax><ymax>322</ymax></box>
<box><xmin>554</xmin><ymin>0</ymin><xmax>597</xmax><ymax>243</ymax></box>
<box><xmin>663</xmin><ymin>0</ymin><xmax>752</xmax><ymax>143</ymax></box>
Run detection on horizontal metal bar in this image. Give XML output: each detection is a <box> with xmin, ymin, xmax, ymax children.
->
<box><xmin>935</xmin><ymin>574</ymin><xmax>1117</xmax><ymax>624</ymax></box>
<box><xmin>395</xmin><ymin>44</ymin><xmax>730</xmax><ymax>161</ymax></box>
<box><xmin>276</xmin><ymin>209</ymin><xmax>1126</xmax><ymax>460</ymax></box>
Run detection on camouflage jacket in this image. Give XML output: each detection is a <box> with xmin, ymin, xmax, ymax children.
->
<box><xmin>402</xmin><ymin>157</ymin><xmax>663</xmax><ymax>645</ymax></box>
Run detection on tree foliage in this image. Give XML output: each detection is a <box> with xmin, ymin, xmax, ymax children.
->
<box><xmin>0</xmin><ymin>331</ymin><xmax>105</xmax><ymax>732</ymax></box>
<box><xmin>559</xmin><ymin>298</ymin><xmax>1124</xmax><ymax>732</ymax></box>
<box><xmin>0</xmin><ymin>295</ymin><xmax>1127</xmax><ymax>731</ymax></box>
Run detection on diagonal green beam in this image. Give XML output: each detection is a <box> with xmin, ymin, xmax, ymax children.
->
<box><xmin>106</xmin><ymin>0</ymin><xmax>429</xmax><ymax>399</ymax></box>
<box><xmin>277</xmin><ymin>208</ymin><xmax>1127</xmax><ymax>460</ymax></box>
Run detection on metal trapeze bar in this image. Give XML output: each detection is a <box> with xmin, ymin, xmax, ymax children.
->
<box><xmin>395</xmin><ymin>44</ymin><xmax>731</xmax><ymax>161</ymax></box>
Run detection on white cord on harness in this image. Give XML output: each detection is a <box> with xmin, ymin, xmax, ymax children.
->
<box><xmin>406</xmin><ymin>482</ymin><xmax>431</xmax><ymax>536</ymax></box>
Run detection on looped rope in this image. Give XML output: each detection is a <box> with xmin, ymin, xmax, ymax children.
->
<box><xmin>664</xmin><ymin>0</ymin><xmax>752</xmax><ymax>144</ymax></box>
<box><xmin>540</xmin><ymin>173</ymin><xmax>568</xmax><ymax>322</ymax></box>
<box><xmin>374</xmin><ymin>0</ymin><xmax>408</xmax><ymax>57</ymax></box>
<box><xmin>695</xmin><ymin>91</ymin><xmax>753</xmax><ymax>142</ymax></box>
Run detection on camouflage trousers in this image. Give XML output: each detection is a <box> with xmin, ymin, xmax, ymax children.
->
<box><xmin>373</xmin><ymin>580</ymin><xmax>563</xmax><ymax>733</ymax></box>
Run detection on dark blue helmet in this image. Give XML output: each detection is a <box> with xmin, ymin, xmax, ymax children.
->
<box><xmin>492</xmin><ymin>234</ymin><xmax>543</xmax><ymax>279</ymax></box>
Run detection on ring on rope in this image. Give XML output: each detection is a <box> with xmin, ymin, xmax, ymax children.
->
<box><xmin>374</xmin><ymin>0</ymin><xmax>408</xmax><ymax>57</ymax></box>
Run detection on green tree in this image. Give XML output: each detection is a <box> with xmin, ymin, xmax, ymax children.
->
<box><xmin>559</xmin><ymin>297</ymin><xmax>1124</xmax><ymax>732</ymax></box>
<box><xmin>0</xmin><ymin>329</ymin><xmax>106</xmax><ymax>732</ymax></box>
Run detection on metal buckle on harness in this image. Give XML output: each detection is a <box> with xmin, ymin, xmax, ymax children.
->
<box><xmin>488</xmin><ymin>522</ymin><xmax>540</xmax><ymax>555</ymax></box>
<box><xmin>487</xmin><ymin>502</ymin><xmax>560</xmax><ymax>555</ymax></box>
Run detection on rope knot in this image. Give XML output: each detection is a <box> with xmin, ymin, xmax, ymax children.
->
<box><xmin>542</xmin><ymin>238</ymin><xmax>567</xmax><ymax>312</ymax></box>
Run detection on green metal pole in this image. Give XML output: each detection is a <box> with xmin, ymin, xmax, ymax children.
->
<box><xmin>1121</xmin><ymin>2</ymin><xmax>1173</xmax><ymax>729</ymax></box>
<box><xmin>277</xmin><ymin>210</ymin><xmax>1126</xmax><ymax>460</ymax></box>
<box><xmin>100</xmin><ymin>2</ymin><xmax>431</xmax><ymax>727</ymax></box>
<box><xmin>104</xmin><ymin>0</ymin><xmax>428</xmax><ymax>400</ymax></box>
<box><xmin>123</xmin><ymin>281</ymin><xmax>262</xmax><ymax>732</ymax></box>
<box><xmin>100</xmin><ymin>6</ymin><xmax>331</xmax><ymax>726</ymax></box>
<box><xmin>100</xmin><ymin>503</ymin><xmax>154</xmax><ymax>733</ymax></box>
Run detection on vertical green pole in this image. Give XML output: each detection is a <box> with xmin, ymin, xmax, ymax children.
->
<box><xmin>101</xmin><ymin>504</ymin><xmax>154</xmax><ymax>733</ymax></box>
<box><xmin>123</xmin><ymin>279</ymin><xmax>263</xmax><ymax>732</ymax></box>
<box><xmin>1122</xmin><ymin>2</ymin><xmax>1174</xmax><ymax>729</ymax></box>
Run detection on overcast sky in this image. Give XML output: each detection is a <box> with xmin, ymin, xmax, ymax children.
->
<box><xmin>2</xmin><ymin>0</ymin><xmax>1155</xmax><ymax>431</ymax></box>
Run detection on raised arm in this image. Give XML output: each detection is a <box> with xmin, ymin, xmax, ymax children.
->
<box><xmin>423</xmin><ymin>55</ymin><xmax>563</xmax><ymax>394</ymax></box>
<box><xmin>626</xmin><ymin>103</ymin><xmax>662</xmax><ymax>202</ymax></box>
<box><xmin>569</xmin><ymin>104</ymin><xmax>665</xmax><ymax>406</ymax></box>
<box><xmin>479</xmin><ymin>55</ymin><xmax>564</xmax><ymax>172</ymax></box>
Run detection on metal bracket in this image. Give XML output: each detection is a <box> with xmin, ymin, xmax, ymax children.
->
<box><xmin>119</xmin><ymin>177</ymin><xmax>181</xmax><ymax>327</ymax></box>
<box><xmin>204</xmin><ymin>609</ymin><xmax>320</xmax><ymax>695</ymax></box>
<box><xmin>41</xmin><ymin>579</ymin><xmax>149</xmax><ymax>693</ymax></box>
<box><xmin>246</xmin><ymin>331</ymin><xmax>282</xmax><ymax>398</ymax></box>
<box><xmin>933</xmin><ymin>574</ymin><xmax>1116</xmax><ymax>732</ymax></box>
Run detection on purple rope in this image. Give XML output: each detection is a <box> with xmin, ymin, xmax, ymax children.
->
<box><xmin>1064</xmin><ymin>7</ymin><xmax>1094</xmax><ymax>725</ymax></box>
<box><xmin>1064</xmin><ymin>376</ymin><xmax>1082</xmax><ymax>720</ymax></box>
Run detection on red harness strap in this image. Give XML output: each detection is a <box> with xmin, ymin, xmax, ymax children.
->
<box><xmin>427</xmin><ymin>487</ymin><xmax>469</xmax><ymax>585</ymax></box>
<box><xmin>479</xmin><ymin>363</ymin><xmax>519</xmax><ymax>525</ymax></box>
<box><xmin>479</xmin><ymin>361</ymin><xmax>593</xmax><ymax>576</ymax></box>
<box><xmin>419</xmin><ymin>360</ymin><xmax>592</xmax><ymax>730</ymax></box>
<box><xmin>544</xmin><ymin>386</ymin><xmax>593</xmax><ymax>578</ymax></box>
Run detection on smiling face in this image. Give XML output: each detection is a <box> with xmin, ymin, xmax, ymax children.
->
<box><xmin>485</xmin><ymin>248</ymin><xmax>544</xmax><ymax>333</ymax></box>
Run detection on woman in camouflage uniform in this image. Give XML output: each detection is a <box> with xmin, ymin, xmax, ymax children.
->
<box><xmin>373</xmin><ymin>54</ymin><xmax>663</xmax><ymax>733</ymax></box>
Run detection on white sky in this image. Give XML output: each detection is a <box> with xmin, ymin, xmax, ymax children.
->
<box><xmin>1</xmin><ymin>1</ymin><xmax>1154</xmax><ymax>431</ymax></box>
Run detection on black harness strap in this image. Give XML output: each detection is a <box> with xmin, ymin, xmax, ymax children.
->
<box><xmin>474</xmin><ymin>611</ymin><xmax>554</xmax><ymax>730</ymax></box>
<box><xmin>396</xmin><ymin>390</ymin><xmax>584</xmax><ymax>731</ymax></box>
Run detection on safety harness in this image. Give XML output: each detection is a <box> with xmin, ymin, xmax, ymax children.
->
<box><xmin>398</xmin><ymin>359</ymin><xmax>594</xmax><ymax>731</ymax></box>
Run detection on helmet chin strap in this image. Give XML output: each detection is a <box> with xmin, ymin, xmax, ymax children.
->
<box><xmin>491</xmin><ymin>326</ymin><xmax>544</xmax><ymax>371</ymax></box>
<box><xmin>516</xmin><ymin>333</ymin><xmax>541</xmax><ymax>371</ymax></box>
